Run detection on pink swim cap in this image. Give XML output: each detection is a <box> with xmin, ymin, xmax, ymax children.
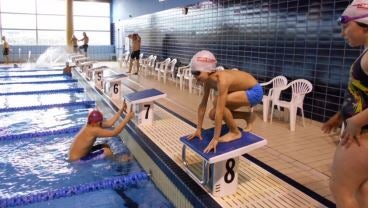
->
<box><xmin>190</xmin><ymin>50</ymin><xmax>217</xmax><ymax>73</ymax></box>
<box><xmin>87</xmin><ymin>109</ymin><xmax>103</xmax><ymax>124</ymax></box>
<box><xmin>342</xmin><ymin>0</ymin><xmax>368</xmax><ymax>25</ymax></box>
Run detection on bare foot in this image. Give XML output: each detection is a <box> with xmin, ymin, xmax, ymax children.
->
<box><xmin>219</xmin><ymin>130</ymin><xmax>242</xmax><ymax>142</ymax></box>
<box><xmin>244</xmin><ymin>112</ymin><xmax>256</xmax><ymax>132</ymax></box>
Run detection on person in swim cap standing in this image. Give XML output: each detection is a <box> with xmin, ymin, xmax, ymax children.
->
<box><xmin>69</xmin><ymin>101</ymin><xmax>134</xmax><ymax>162</ymax></box>
<box><xmin>321</xmin><ymin>0</ymin><xmax>368</xmax><ymax>207</ymax></box>
<box><xmin>187</xmin><ymin>50</ymin><xmax>263</xmax><ymax>153</ymax></box>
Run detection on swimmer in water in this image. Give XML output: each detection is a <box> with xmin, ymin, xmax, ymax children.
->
<box><xmin>69</xmin><ymin>101</ymin><xmax>134</xmax><ymax>162</ymax></box>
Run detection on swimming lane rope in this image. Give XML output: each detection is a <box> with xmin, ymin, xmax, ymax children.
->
<box><xmin>0</xmin><ymin>100</ymin><xmax>95</xmax><ymax>113</ymax></box>
<box><xmin>0</xmin><ymin>68</ymin><xmax>62</xmax><ymax>73</ymax></box>
<box><xmin>0</xmin><ymin>74</ymin><xmax>65</xmax><ymax>79</ymax></box>
<box><xmin>0</xmin><ymin>79</ymin><xmax>77</xmax><ymax>85</ymax></box>
<box><xmin>0</xmin><ymin>88</ymin><xmax>84</xmax><ymax>96</ymax></box>
<box><xmin>0</xmin><ymin>171</ymin><xmax>149</xmax><ymax>207</ymax></box>
<box><xmin>0</xmin><ymin>125</ymin><xmax>83</xmax><ymax>141</ymax></box>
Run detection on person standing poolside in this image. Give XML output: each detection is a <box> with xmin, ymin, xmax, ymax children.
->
<box><xmin>71</xmin><ymin>35</ymin><xmax>78</xmax><ymax>53</ymax></box>
<box><xmin>187</xmin><ymin>50</ymin><xmax>263</xmax><ymax>153</ymax></box>
<box><xmin>127</xmin><ymin>33</ymin><xmax>141</xmax><ymax>75</ymax></box>
<box><xmin>321</xmin><ymin>1</ymin><xmax>368</xmax><ymax>207</ymax></box>
<box><xmin>2</xmin><ymin>36</ymin><xmax>10</xmax><ymax>64</ymax></box>
<box><xmin>78</xmin><ymin>32</ymin><xmax>89</xmax><ymax>57</ymax></box>
<box><xmin>69</xmin><ymin>101</ymin><xmax>134</xmax><ymax>162</ymax></box>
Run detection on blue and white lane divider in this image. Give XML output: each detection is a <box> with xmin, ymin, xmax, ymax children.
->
<box><xmin>0</xmin><ymin>74</ymin><xmax>65</xmax><ymax>79</ymax></box>
<box><xmin>0</xmin><ymin>68</ymin><xmax>63</xmax><ymax>73</ymax></box>
<box><xmin>0</xmin><ymin>88</ymin><xmax>84</xmax><ymax>96</ymax></box>
<box><xmin>0</xmin><ymin>79</ymin><xmax>78</xmax><ymax>85</ymax></box>
<box><xmin>0</xmin><ymin>171</ymin><xmax>150</xmax><ymax>208</ymax></box>
<box><xmin>0</xmin><ymin>126</ymin><xmax>83</xmax><ymax>141</ymax></box>
<box><xmin>0</xmin><ymin>100</ymin><xmax>95</xmax><ymax>113</ymax></box>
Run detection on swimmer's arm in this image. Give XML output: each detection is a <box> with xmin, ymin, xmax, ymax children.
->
<box><xmin>101</xmin><ymin>104</ymin><xmax>126</xmax><ymax>128</ymax></box>
<box><xmin>213</xmin><ymin>79</ymin><xmax>228</xmax><ymax>140</ymax></box>
<box><xmin>348</xmin><ymin>109</ymin><xmax>368</xmax><ymax>128</ymax></box>
<box><xmin>94</xmin><ymin>116</ymin><xmax>131</xmax><ymax>137</ymax></box>
<box><xmin>196</xmin><ymin>84</ymin><xmax>211</xmax><ymax>130</ymax></box>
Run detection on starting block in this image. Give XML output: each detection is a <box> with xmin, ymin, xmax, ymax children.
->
<box><xmin>86</xmin><ymin>66</ymin><xmax>108</xmax><ymax>81</ymax></box>
<box><xmin>74</xmin><ymin>57</ymin><xmax>89</xmax><ymax>66</ymax></box>
<box><xmin>102</xmin><ymin>73</ymin><xmax>128</xmax><ymax>101</ymax></box>
<box><xmin>90</xmin><ymin>66</ymin><xmax>109</xmax><ymax>88</ymax></box>
<box><xmin>180</xmin><ymin>125</ymin><xmax>267</xmax><ymax>197</ymax></box>
<box><xmin>124</xmin><ymin>88</ymin><xmax>166</xmax><ymax>125</ymax></box>
<box><xmin>79</xmin><ymin>61</ymin><xmax>97</xmax><ymax>74</ymax></box>
<box><xmin>69</xmin><ymin>54</ymin><xmax>85</xmax><ymax>62</ymax></box>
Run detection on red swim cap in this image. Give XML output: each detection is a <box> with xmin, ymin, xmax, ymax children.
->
<box><xmin>87</xmin><ymin>110</ymin><xmax>103</xmax><ymax>124</ymax></box>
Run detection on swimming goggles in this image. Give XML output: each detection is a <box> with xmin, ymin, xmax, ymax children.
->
<box><xmin>191</xmin><ymin>70</ymin><xmax>201</xmax><ymax>76</ymax></box>
<box><xmin>337</xmin><ymin>14</ymin><xmax>368</xmax><ymax>25</ymax></box>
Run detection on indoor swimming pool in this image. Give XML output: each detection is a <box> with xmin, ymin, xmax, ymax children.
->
<box><xmin>0</xmin><ymin>68</ymin><xmax>173</xmax><ymax>208</ymax></box>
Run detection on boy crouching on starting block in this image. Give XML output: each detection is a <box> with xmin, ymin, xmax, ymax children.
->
<box><xmin>187</xmin><ymin>50</ymin><xmax>263</xmax><ymax>153</ymax></box>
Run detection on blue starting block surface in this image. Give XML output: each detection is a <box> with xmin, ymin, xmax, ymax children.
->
<box><xmin>123</xmin><ymin>88</ymin><xmax>166</xmax><ymax>104</ymax></box>
<box><xmin>102</xmin><ymin>73</ymin><xmax>127</xmax><ymax>82</ymax></box>
<box><xmin>180</xmin><ymin>125</ymin><xmax>267</xmax><ymax>163</ymax></box>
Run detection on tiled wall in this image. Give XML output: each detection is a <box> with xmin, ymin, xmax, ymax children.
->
<box><xmin>1</xmin><ymin>45</ymin><xmax>115</xmax><ymax>63</ymax></box>
<box><xmin>119</xmin><ymin>0</ymin><xmax>363</xmax><ymax>123</ymax></box>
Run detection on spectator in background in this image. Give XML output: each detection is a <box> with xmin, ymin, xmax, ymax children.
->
<box><xmin>321</xmin><ymin>0</ymin><xmax>368</xmax><ymax>207</ymax></box>
<box><xmin>71</xmin><ymin>35</ymin><xmax>78</xmax><ymax>53</ymax></box>
<box><xmin>127</xmin><ymin>33</ymin><xmax>141</xmax><ymax>75</ymax></box>
<box><xmin>78</xmin><ymin>32</ymin><xmax>89</xmax><ymax>57</ymax></box>
<box><xmin>2</xmin><ymin>36</ymin><xmax>10</xmax><ymax>64</ymax></box>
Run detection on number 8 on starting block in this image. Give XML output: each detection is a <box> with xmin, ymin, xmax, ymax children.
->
<box><xmin>124</xmin><ymin>88</ymin><xmax>166</xmax><ymax>126</ymax></box>
<box><xmin>180</xmin><ymin>125</ymin><xmax>267</xmax><ymax>197</ymax></box>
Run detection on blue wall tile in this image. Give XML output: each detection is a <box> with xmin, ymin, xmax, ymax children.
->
<box><xmin>116</xmin><ymin>0</ymin><xmax>364</xmax><ymax>122</ymax></box>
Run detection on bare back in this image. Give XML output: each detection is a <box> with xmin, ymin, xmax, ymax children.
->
<box><xmin>69</xmin><ymin>125</ymin><xmax>98</xmax><ymax>161</ymax></box>
<box><xmin>206</xmin><ymin>70</ymin><xmax>258</xmax><ymax>92</ymax></box>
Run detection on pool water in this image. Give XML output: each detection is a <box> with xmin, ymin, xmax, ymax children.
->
<box><xmin>0</xmin><ymin>71</ymin><xmax>173</xmax><ymax>208</ymax></box>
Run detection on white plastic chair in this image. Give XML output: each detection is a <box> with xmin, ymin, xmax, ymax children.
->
<box><xmin>176</xmin><ymin>64</ymin><xmax>190</xmax><ymax>90</ymax></box>
<box><xmin>270</xmin><ymin>79</ymin><xmax>313</xmax><ymax>131</ymax></box>
<box><xmin>160</xmin><ymin>58</ymin><xmax>177</xmax><ymax>83</ymax></box>
<box><xmin>259</xmin><ymin>75</ymin><xmax>288</xmax><ymax>122</ymax></box>
<box><xmin>155</xmin><ymin>58</ymin><xmax>171</xmax><ymax>80</ymax></box>
<box><xmin>141</xmin><ymin>55</ymin><xmax>153</xmax><ymax>75</ymax></box>
<box><xmin>146</xmin><ymin>55</ymin><xmax>157</xmax><ymax>76</ymax></box>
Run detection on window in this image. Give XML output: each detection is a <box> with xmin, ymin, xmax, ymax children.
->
<box><xmin>0</xmin><ymin>0</ymin><xmax>111</xmax><ymax>45</ymax></box>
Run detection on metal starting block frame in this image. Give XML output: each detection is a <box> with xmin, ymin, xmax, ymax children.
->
<box><xmin>180</xmin><ymin>125</ymin><xmax>267</xmax><ymax>197</ymax></box>
<box><xmin>123</xmin><ymin>88</ymin><xmax>166</xmax><ymax>125</ymax></box>
<box><xmin>102</xmin><ymin>73</ymin><xmax>128</xmax><ymax>101</ymax></box>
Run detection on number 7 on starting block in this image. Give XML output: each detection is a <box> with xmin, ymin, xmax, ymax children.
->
<box><xmin>124</xmin><ymin>88</ymin><xmax>166</xmax><ymax>125</ymax></box>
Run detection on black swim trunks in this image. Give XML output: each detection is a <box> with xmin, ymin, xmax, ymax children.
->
<box><xmin>79</xmin><ymin>144</ymin><xmax>108</xmax><ymax>162</ymax></box>
<box><xmin>130</xmin><ymin>50</ymin><xmax>140</xmax><ymax>60</ymax></box>
<box><xmin>3</xmin><ymin>48</ymin><xmax>9</xmax><ymax>56</ymax></box>
<box><xmin>79</xmin><ymin>44</ymin><xmax>88</xmax><ymax>52</ymax></box>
